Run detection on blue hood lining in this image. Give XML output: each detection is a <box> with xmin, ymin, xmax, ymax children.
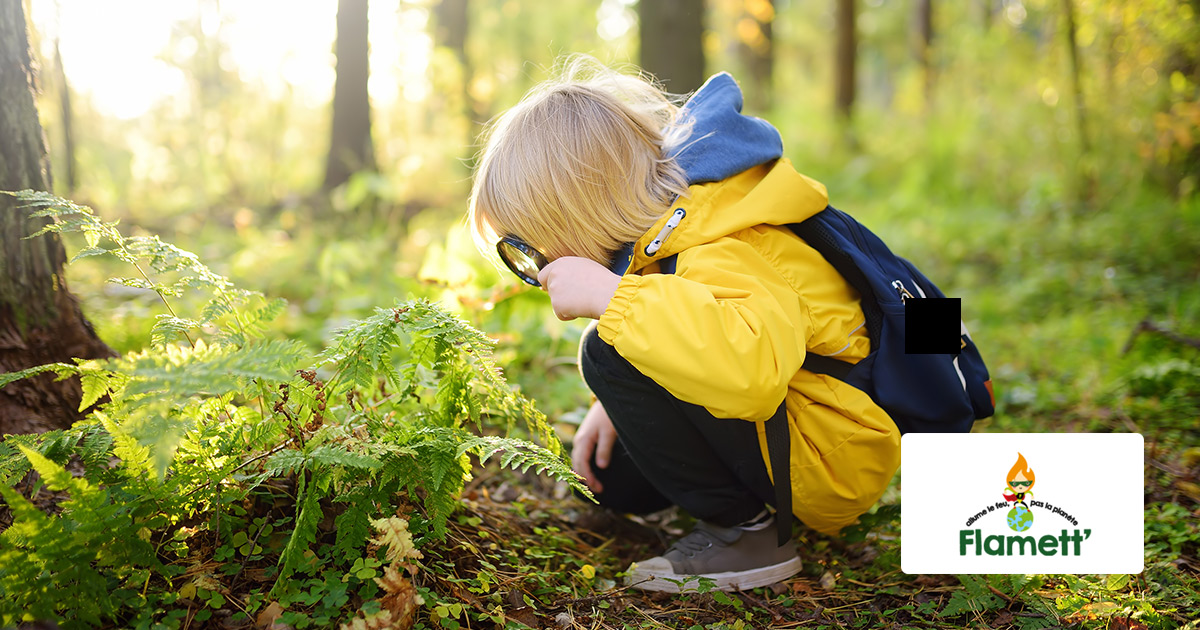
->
<box><xmin>670</xmin><ymin>72</ymin><xmax>784</xmax><ymax>185</ymax></box>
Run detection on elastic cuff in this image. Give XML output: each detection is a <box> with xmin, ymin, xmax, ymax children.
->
<box><xmin>596</xmin><ymin>274</ymin><xmax>643</xmax><ymax>344</ymax></box>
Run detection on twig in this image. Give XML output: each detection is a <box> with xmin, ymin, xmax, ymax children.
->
<box><xmin>734</xmin><ymin>589</ymin><xmax>790</xmax><ymax>622</ymax></box>
<box><xmin>553</xmin><ymin>581</ymin><xmax>653</xmax><ymax>608</ymax></box>
<box><xmin>986</xmin><ymin>583</ymin><xmax>1015</xmax><ymax>604</ymax></box>
<box><xmin>182</xmin><ymin>439</ymin><xmax>294</xmax><ymax>498</ymax></box>
<box><xmin>1122</xmin><ymin>318</ymin><xmax>1200</xmax><ymax>355</ymax></box>
<box><xmin>1148</xmin><ymin>457</ymin><xmax>1185</xmax><ymax>477</ymax></box>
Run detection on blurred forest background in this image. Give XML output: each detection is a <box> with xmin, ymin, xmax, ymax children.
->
<box><xmin>3</xmin><ymin>0</ymin><xmax>1200</xmax><ymax>627</ymax></box>
<box><xmin>21</xmin><ymin>0</ymin><xmax>1200</xmax><ymax>394</ymax></box>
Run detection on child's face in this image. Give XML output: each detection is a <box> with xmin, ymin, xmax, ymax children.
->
<box><xmin>1009</xmin><ymin>472</ymin><xmax>1033</xmax><ymax>491</ymax></box>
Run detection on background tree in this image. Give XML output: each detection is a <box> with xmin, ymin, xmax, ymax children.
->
<box><xmin>834</xmin><ymin>0</ymin><xmax>857</xmax><ymax>130</ymax></box>
<box><xmin>433</xmin><ymin>0</ymin><xmax>481</xmax><ymax>146</ymax></box>
<box><xmin>914</xmin><ymin>0</ymin><xmax>934</xmax><ymax>108</ymax></box>
<box><xmin>1060</xmin><ymin>0</ymin><xmax>1095</xmax><ymax>203</ymax></box>
<box><xmin>323</xmin><ymin>0</ymin><xmax>375</xmax><ymax>191</ymax></box>
<box><xmin>638</xmin><ymin>0</ymin><xmax>706</xmax><ymax>94</ymax></box>
<box><xmin>0</xmin><ymin>0</ymin><xmax>112</xmax><ymax>433</ymax></box>
<box><xmin>736</xmin><ymin>0</ymin><xmax>774</xmax><ymax>111</ymax></box>
<box><xmin>52</xmin><ymin>16</ymin><xmax>75</xmax><ymax>194</ymax></box>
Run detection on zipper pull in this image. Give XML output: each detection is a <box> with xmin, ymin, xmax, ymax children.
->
<box><xmin>892</xmin><ymin>279</ymin><xmax>916</xmax><ymax>304</ymax></box>
<box><xmin>644</xmin><ymin>208</ymin><xmax>687</xmax><ymax>256</ymax></box>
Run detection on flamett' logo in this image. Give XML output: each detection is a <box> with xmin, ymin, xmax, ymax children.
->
<box><xmin>959</xmin><ymin>452</ymin><xmax>1092</xmax><ymax>557</ymax></box>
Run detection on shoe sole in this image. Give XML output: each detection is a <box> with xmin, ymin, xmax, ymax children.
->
<box><xmin>626</xmin><ymin>556</ymin><xmax>803</xmax><ymax>593</ymax></box>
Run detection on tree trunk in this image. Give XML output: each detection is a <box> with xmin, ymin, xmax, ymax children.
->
<box><xmin>737</xmin><ymin>0</ymin><xmax>774</xmax><ymax>111</ymax></box>
<box><xmin>915</xmin><ymin>0</ymin><xmax>934</xmax><ymax>108</ymax></box>
<box><xmin>1060</xmin><ymin>0</ymin><xmax>1096</xmax><ymax>203</ymax></box>
<box><xmin>638</xmin><ymin>0</ymin><xmax>706</xmax><ymax>94</ymax></box>
<box><xmin>1061</xmin><ymin>0</ymin><xmax>1090</xmax><ymax>156</ymax></box>
<box><xmin>834</xmin><ymin>0</ymin><xmax>856</xmax><ymax>122</ymax></box>
<box><xmin>433</xmin><ymin>0</ymin><xmax>481</xmax><ymax>144</ymax></box>
<box><xmin>323</xmin><ymin>0</ymin><xmax>375</xmax><ymax>191</ymax></box>
<box><xmin>54</xmin><ymin>39</ymin><xmax>76</xmax><ymax>194</ymax></box>
<box><xmin>0</xmin><ymin>0</ymin><xmax>114</xmax><ymax>434</ymax></box>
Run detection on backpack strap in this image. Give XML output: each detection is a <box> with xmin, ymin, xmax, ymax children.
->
<box><xmin>801</xmin><ymin>353</ymin><xmax>854</xmax><ymax>381</ymax></box>
<box><xmin>764</xmin><ymin>401</ymin><xmax>793</xmax><ymax>547</ymax></box>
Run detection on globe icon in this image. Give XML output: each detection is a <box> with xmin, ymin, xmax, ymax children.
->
<box><xmin>1007</xmin><ymin>504</ymin><xmax>1034</xmax><ymax>531</ymax></box>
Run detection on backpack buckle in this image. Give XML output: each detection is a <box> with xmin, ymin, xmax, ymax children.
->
<box><xmin>892</xmin><ymin>279</ymin><xmax>916</xmax><ymax>304</ymax></box>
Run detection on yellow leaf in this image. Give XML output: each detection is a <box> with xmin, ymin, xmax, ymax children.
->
<box><xmin>579</xmin><ymin>564</ymin><xmax>596</xmax><ymax>580</ymax></box>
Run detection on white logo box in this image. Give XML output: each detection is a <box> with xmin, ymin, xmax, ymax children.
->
<box><xmin>900</xmin><ymin>433</ymin><xmax>1143</xmax><ymax>574</ymax></box>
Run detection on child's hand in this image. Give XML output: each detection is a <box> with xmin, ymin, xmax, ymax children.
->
<box><xmin>536</xmin><ymin>256</ymin><xmax>621</xmax><ymax>321</ymax></box>
<box><xmin>571</xmin><ymin>400</ymin><xmax>618</xmax><ymax>493</ymax></box>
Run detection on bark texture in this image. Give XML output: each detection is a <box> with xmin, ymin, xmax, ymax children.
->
<box><xmin>0</xmin><ymin>0</ymin><xmax>113</xmax><ymax>434</ymax></box>
<box><xmin>638</xmin><ymin>0</ymin><xmax>706</xmax><ymax>94</ymax></box>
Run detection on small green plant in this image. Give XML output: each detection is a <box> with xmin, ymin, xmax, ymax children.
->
<box><xmin>0</xmin><ymin>190</ymin><xmax>588</xmax><ymax>628</ymax></box>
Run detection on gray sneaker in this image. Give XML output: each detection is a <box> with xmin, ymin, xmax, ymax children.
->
<box><xmin>625</xmin><ymin>521</ymin><xmax>802</xmax><ymax>592</ymax></box>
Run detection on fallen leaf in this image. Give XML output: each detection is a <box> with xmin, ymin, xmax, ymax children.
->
<box><xmin>255</xmin><ymin>602</ymin><xmax>285</xmax><ymax>629</ymax></box>
<box><xmin>376</xmin><ymin>566</ymin><xmax>422</xmax><ymax>630</ymax></box>
<box><xmin>1110</xmin><ymin>616</ymin><xmax>1149</xmax><ymax>630</ymax></box>
<box><xmin>507</xmin><ymin>605</ymin><xmax>539</xmax><ymax>628</ymax></box>
<box><xmin>819</xmin><ymin>571</ymin><xmax>837</xmax><ymax>590</ymax></box>
<box><xmin>790</xmin><ymin>580</ymin><xmax>814</xmax><ymax>594</ymax></box>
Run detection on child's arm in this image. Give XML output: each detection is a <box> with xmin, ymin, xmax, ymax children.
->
<box><xmin>596</xmin><ymin>235</ymin><xmax>810</xmax><ymax>422</ymax></box>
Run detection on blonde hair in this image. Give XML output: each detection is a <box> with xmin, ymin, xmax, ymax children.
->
<box><xmin>468</xmin><ymin>55</ymin><xmax>692</xmax><ymax>265</ymax></box>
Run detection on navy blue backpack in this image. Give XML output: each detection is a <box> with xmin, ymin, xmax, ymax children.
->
<box><xmin>661</xmin><ymin>205</ymin><xmax>996</xmax><ymax>434</ymax></box>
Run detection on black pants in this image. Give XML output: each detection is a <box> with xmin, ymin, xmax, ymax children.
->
<box><xmin>578</xmin><ymin>323</ymin><xmax>775</xmax><ymax>528</ymax></box>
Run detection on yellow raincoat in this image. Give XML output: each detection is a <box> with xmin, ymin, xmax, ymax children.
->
<box><xmin>595</xmin><ymin>158</ymin><xmax>901</xmax><ymax>535</ymax></box>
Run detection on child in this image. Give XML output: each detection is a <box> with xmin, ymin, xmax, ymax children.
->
<box><xmin>468</xmin><ymin>56</ymin><xmax>900</xmax><ymax>592</ymax></box>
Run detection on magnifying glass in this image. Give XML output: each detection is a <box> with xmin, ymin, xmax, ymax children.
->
<box><xmin>497</xmin><ymin>235</ymin><xmax>549</xmax><ymax>287</ymax></box>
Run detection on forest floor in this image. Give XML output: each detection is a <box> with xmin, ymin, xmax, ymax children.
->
<box><xmin>401</xmin><ymin>434</ymin><xmax>1200</xmax><ymax>630</ymax></box>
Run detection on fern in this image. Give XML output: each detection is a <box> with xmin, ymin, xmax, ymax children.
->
<box><xmin>276</xmin><ymin>469</ymin><xmax>328</xmax><ymax>584</ymax></box>
<box><xmin>939</xmin><ymin>574</ymin><xmax>1006</xmax><ymax>618</ymax></box>
<box><xmin>0</xmin><ymin>191</ymin><xmax>582</xmax><ymax>626</ymax></box>
<box><xmin>459</xmin><ymin>435</ymin><xmax>589</xmax><ymax>498</ymax></box>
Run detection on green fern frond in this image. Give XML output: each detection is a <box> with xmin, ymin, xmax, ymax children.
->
<box><xmin>151</xmin><ymin>315</ymin><xmax>202</xmax><ymax>346</ymax></box>
<box><xmin>94</xmin><ymin>411</ymin><xmax>155</xmax><ymax>481</ymax></box>
<box><xmin>18</xmin><ymin>446</ymin><xmax>98</xmax><ymax>505</ymax></box>
<box><xmin>332</xmin><ymin>494</ymin><xmax>374</xmax><ymax>563</ymax></box>
<box><xmin>265</xmin><ymin>450</ymin><xmax>308</xmax><ymax>477</ymax></box>
<box><xmin>217</xmin><ymin>297</ymin><xmax>286</xmax><ymax>346</ymax></box>
<box><xmin>277</xmin><ymin>470</ymin><xmax>327</xmax><ymax>583</ymax></box>
<box><xmin>119</xmin><ymin>338</ymin><xmax>307</xmax><ymax>399</ymax></box>
<box><xmin>69</xmin><ymin>246</ymin><xmax>115</xmax><ymax>264</ymax></box>
<box><xmin>78</xmin><ymin>365</ymin><xmax>126</xmax><ymax>412</ymax></box>
<box><xmin>308</xmin><ymin>444</ymin><xmax>382</xmax><ymax>471</ymax></box>
<box><xmin>0</xmin><ymin>362</ymin><xmax>80</xmax><ymax>389</ymax></box>
<box><xmin>459</xmin><ymin>435</ymin><xmax>590</xmax><ymax>499</ymax></box>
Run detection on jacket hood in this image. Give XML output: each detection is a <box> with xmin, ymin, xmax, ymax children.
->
<box><xmin>672</xmin><ymin>72</ymin><xmax>784</xmax><ymax>185</ymax></box>
<box><xmin>623</xmin><ymin>73</ymin><xmax>829</xmax><ymax>273</ymax></box>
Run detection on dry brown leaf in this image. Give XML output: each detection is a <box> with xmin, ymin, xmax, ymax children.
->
<box><xmin>376</xmin><ymin>566</ymin><xmax>422</xmax><ymax>630</ymax></box>
<box><xmin>1110</xmin><ymin>616</ymin><xmax>1150</xmax><ymax>630</ymax></box>
<box><xmin>819</xmin><ymin>571</ymin><xmax>837</xmax><ymax>590</ymax></box>
<box><xmin>255</xmin><ymin>602</ymin><xmax>284</xmax><ymax>629</ymax></box>
<box><xmin>506</xmin><ymin>605</ymin><xmax>540</xmax><ymax>628</ymax></box>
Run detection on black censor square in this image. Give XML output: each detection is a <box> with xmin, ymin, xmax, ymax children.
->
<box><xmin>904</xmin><ymin>298</ymin><xmax>961</xmax><ymax>354</ymax></box>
